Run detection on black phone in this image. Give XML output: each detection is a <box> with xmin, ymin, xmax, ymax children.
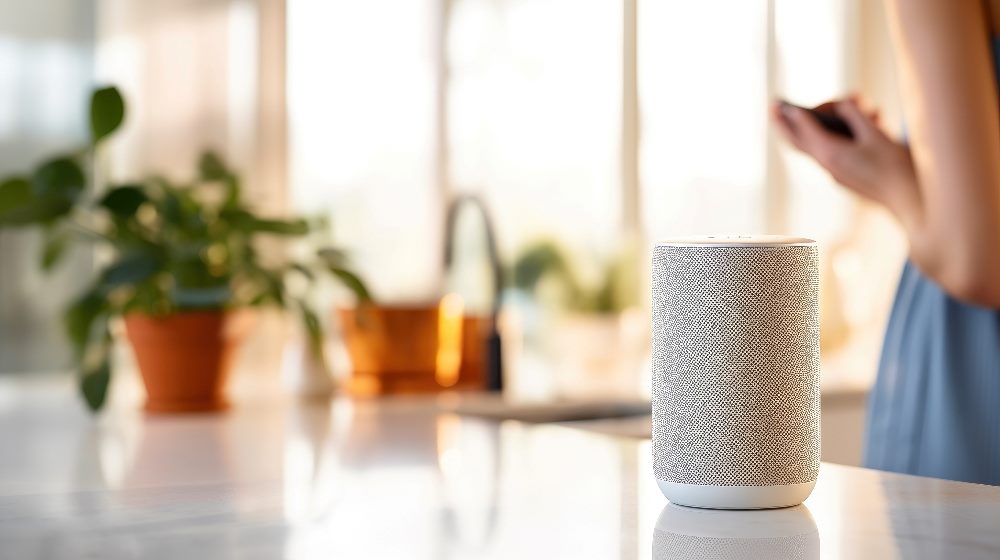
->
<box><xmin>779</xmin><ymin>101</ymin><xmax>854</xmax><ymax>139</ymax></box>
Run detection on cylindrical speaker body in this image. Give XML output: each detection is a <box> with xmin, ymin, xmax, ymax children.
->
<box><xmin>652</xmin><ymin>236</ymin><xmax>820</xmax><ymax>509</ymax></box>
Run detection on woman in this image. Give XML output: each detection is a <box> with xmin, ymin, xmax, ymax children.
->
<box><xmin>774</xmin><ymin>0</ymin><xmax>1000</xmax><ymax>485</ymax></box>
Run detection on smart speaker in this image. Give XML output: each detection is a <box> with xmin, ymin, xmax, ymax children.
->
<box><xmin>652</xmin><ymin>503</ymin><xmax>820</xmax><ymax>559</ymax></box>
<box><xmin>652</xmin><ymin>236</ymin><xmax>820</xmax><ymax>509</ymax></box>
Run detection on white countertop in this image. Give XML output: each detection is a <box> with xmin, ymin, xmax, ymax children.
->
<box><xmin>0</xmin><ymin>378</ymin><xmax>997</xmax><ymax>559</ymax></box>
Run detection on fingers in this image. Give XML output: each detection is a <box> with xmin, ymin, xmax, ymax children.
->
<box><xmin>812</xmin><ymin>95</ymin><xmax>882</xmax><ymax>135</ymax></box>
<box><xmin>780</xmin><ymin>103</ymin><xmax>850</xmax><ymax>165</ymax></box>
<box><xmin>834</xmin><ymin>98</ymin><xmax>878</xmax><ymax>141</ymax></box>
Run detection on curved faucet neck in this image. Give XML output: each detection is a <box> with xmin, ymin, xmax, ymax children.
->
<box><xmin>442</xmin><ymin>194</ymin><xmax>504</xmax><ymax>319</ymax></box>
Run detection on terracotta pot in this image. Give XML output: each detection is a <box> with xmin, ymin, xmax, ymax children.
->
<box><xmin>124</xmin><ymin>311</ymin><xmax>253</xmax><ymax>413</ymax></box>
<box><xmin>337</xmin><ymin>304</ymin><xmax>489</xmax><ymax>396</ymax></box>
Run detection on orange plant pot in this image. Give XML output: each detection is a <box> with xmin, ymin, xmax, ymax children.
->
<box><xmin>338</xmin><ymin>305</ymin><xmax>488</xmax><ymax>396</ymax></box>
<box><xmin>124</xmin><ymin>311</ymin><xmax>252</xmax><ymax>413</ymax></box>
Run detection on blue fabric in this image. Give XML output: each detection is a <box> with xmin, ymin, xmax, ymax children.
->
<box><xmin>863</xmin><ymin>37</ymin><xmax>1000</xmax><ymax>486</ymax></box>
<box><xmin>864</xmin><ymin>262</ymin><xmax>1000</xmax><ymax>484</ymax></box>
<box><xmin>994</xmin><ymin>36</ymin><xmax>1000</xmax><ymax>85</ymax></box>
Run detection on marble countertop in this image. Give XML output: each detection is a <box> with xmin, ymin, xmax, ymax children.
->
<box><xmin>1</xmin><ymin>378</ymin><xmax>998</xmax><ymax>559</ymax></box>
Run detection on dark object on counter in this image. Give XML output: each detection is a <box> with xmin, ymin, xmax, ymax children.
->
<box><xmin>451</xmin><ymin>398</ymin><xmax>651</xmax><ymax>423</ymax></box>
<box><xmin>443</xmin><ymin>194</ymin><xmax>505</xmax><ymax>391</ymax></box>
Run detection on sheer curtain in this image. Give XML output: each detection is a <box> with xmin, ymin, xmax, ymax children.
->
<box><xmin>287</xmin><ymin>0</ymin><xmax>443</xmax><ymax>303</ymax></box>
<box><xmin>0</xmin><ymin>0</ymin><xmax>95</xmax><ymax>373</ymax></box>
<box><xmin>638</xmin><ymin>1</ymin><xmax>769</xmax><ymax>238</ymax></box>
<box><xmin>96</xmin><ymin>0</ymin><xmax>285</xmax><ymax>209</ymax></box>
<box><xmin>447</xmin><ymin>0</ymin><xmax>623</xmax><ymax>255</ymax></box>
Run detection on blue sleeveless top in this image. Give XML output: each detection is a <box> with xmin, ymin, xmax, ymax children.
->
<box><xmin>862</xmin><ymin>37</ymin><xmax>1000</xmax><ymax>485</ymax></box>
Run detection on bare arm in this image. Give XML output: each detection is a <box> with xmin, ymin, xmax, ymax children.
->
<box><xmin>886</xmin><ymin>0</ymin><xmax>1000</xmax><ymax>305</ymax></box>
<box><xmin>774</xmin><ymin>0</ymin><xmax>1000</xmax><ymax>307</ymax></box>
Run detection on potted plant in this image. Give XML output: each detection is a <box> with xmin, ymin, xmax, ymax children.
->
<box><xmin>332</xmin><ymin>294</ymin><xmax>490</xmax><ymax>396</ymax></box>
<box><xmin>512</xmin><ymin>239</ymin><xmax>646</xmax><ymax>398</ymax></box>
<box><xmin>0</xmin><ymin>86</ymin><xmax>371</xmax><ymax>412</ymax></box>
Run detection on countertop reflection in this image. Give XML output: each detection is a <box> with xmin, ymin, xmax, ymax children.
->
<box><xmin>653</xmin><ymin>504</ymin><xmax>818</xmax><ymax>559</ymax></box>
<box><xmin>1</xmin><ymin>378</ymin><xmax>999</xmax><ymax>559</ymax></box>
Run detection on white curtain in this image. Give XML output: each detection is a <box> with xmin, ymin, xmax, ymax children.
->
<box><xmin>286</xmin><ymin>0</ymin><xmax>444</xmax><ymax>303</ymax></box>
<box><xmin>96</xmin><ymin>0</ymin><xmax>287</xmax><ymax>212</ymax></box>
<box><xmin>0</xmin><ymin>0</ymin><xmax>95</xmax><ymax>373</ymax></box>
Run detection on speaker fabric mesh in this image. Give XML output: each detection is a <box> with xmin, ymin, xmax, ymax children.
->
<box><xmin>652</xmin><ymin>244</ymin><xmax>820</xmax><ymax>487</ymax></box>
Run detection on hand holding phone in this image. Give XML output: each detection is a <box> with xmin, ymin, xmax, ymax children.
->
<box><xmin>778</xmin><ymin>100</ymin><xmax>854</xmax><ymax>139</ymax></box>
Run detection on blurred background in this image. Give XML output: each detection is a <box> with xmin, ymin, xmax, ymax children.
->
<box><xmin>1</xmin><ymin>0</ymin><xmax>905</xmax><ymax>462</ymax></box>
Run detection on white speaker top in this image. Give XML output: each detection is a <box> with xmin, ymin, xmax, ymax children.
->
<box><xmin>656</xmin><ymin>235</ymin><xmax>816</xmax><ymax>248</ymax></box>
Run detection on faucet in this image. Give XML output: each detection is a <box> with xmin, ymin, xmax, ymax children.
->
<box><xmin>442</xmin><ymin>194</ymin><xmax>504</xmax><ymax>391</ymax></box>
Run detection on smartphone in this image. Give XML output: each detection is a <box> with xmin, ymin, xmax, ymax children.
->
<box><xmin>779</xmin><ymin>101</ymin><xmax>854</xmax><ymax>139</ymax></box>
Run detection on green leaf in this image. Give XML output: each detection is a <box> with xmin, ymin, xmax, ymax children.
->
<box><xmin>330</xmin><ymin>266</ymin><xmax>373</xmax><ymax>303</ymax></box>
<box><xmin>80</xmin><ymin>355</ymin><xmax>111</xmax><ymax>412</ymax></box>
<box><xmin>224</xmin><ymin>209</ymin><xmax>309</xmax><ymax>236</ymax></box>
<box><xmin>316</xmin><ymin>248</ymin><xmax>373</xmax><ymax>303</ymax></box>
<box><xmin>70</xmin><ymin>304</ymin><xmax>113</xmax><ymax>413</ymax></box>
<box><xmin>168</xmin><ymin>250</ymin><xmax>227</xmax><ymax>290</ymax></box>
<box><xmin>592</xmin><ymin>271</ymin><xmax>615</xmax><ymax>313</ymax></box>
<box><xmin>160</xmin><ymin>188</ymin><xmax>185</xmax><ymax>225</ymax></box>
<box><xmin>246</xmin><ymin>267</ymin><xmax>286</xmax><ymax>307</ymax></box>
<box><xmin>296</xmin><ymin>300</ymin><xmax>326</xmax><ymax>363</ymax></box>
<box><xmin>290</xmin><ymin>262</ymin><xmax>315</xmax><ymax>281</ymax></box>
<box><xmin>0</xmin><ymin>176</ymin><xmax>74</xmax><ymax>225</ymax></box>
<box><xmin>317</xmin><ymin>247</ymin><xmax>347</xmax><ymax>267</ymax></box>
<box><xmin>64</xmin><ymin>290</ymin><xmax>106</xmax><ymax>357</ymax></box>
<box><xmin>0</xmin><ymin>178</ymin><xmax>32</xmax><ymax>214</ymax></box>
<box><xmin>0</xmin><ymin>173</ymin><xmax>77</xmax><ymax>226</ymax></box>
<box><xmin>41</xmin><ymin>228</ymin><xmax>70</xmax><ymax>271</ymax></box>
<box><xmin>222</xmin><ymin>176</ymin><xmax>241</xmax><ymax>209</ymax></box>
<box><xmin>90</xmin><ymin>86</ymin><xmax>125</xmax><ymax>143</ymax></box>
<box><xmin>198</xmin><ymin>151</ymin><xmax>230</xmax><ymax>181</ymax></box>
<box><xmin>0</xmin><ymin>195</ymin><xmax>73</xmax><ymax>225</ymax></box>
<box><xmin>512</xmin><ymin>241</ymin><xmax>570</xmax><ymax>291</ymax></box>
<box><xmin>253</xmin><ymin>217</ymin><xmax>310</xmax><ymax>235</ymax></box>
<box><xmin>33</xmin><ymin>157</ymin><xmax>85</xmax><ymax>198</ymax></box>
<box><xmin>197</xmin><ymin>152</ymin><xmax>241</xmax><ymax>208</ymax></box>
<box><xmin>0</xmin><ymin>178</ymin><xmax>63</xmax><ymax>226</ymax></box>
<box><xmin>159</xmin><ymin>186</ymin><xmax>204</xmax><ymax>230</ymax></box>
<box><xmin>123</xmin><ymin>281</ymin><xmax>171</xmax><ymax>315</ymax></box>
<box><xmin>101</xmin><ymin>252</ymin><xmax>160</xmax><ymax>287</ymax></box>
<box><xmin>99</xmin><ymin>185</ymin><xmax>148</xmax><ymax>217</ymax></box>
<box><xmin>248</xmin><ymin>216</ymin><xmax>309</xmax><ymax>235</ymax></box>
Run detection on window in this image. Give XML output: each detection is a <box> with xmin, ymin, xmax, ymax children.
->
<box><xmin>288</xmin><ymin>0</ymin><xmax>442</xmax><ymax>302</ymax></box>
<box><xmin>288</xmin><ymin>0</ymin><xmax>903</xmax><ymax>382</ymax></box>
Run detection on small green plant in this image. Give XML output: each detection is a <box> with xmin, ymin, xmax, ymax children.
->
<box><xmin>0</xmin><ymin>86</ymin><xmax>371</xmax><ymax>411</ymax></box>
<box><xmin>511</xmin><ymin>239</ymin><xmax>638</xmax><ymax>314</ymax></box>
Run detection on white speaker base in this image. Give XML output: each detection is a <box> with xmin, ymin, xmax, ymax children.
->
<box><xmin>657</xmin><ymin>480</ymin><xmax>816</xmax><ymax>510</ymax></box>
